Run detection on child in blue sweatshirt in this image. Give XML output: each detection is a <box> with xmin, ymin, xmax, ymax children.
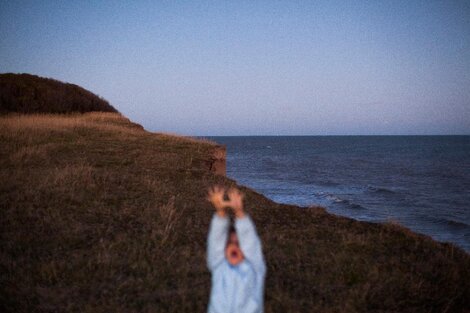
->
<box><xmin>206</xmin><ymin>185</ymin><xmax>266</xmax><ymax>313</ymax></box>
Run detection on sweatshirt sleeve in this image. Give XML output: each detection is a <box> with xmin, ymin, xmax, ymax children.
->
<box><xmin>235</xmin><ymin>215</ymin><xmax>266</xmax><ymax>276</ymax></box>
<box><xmin>207</xmin><ymin>214</ymin><xmax>229</xmax><ymax>272</ymax></box>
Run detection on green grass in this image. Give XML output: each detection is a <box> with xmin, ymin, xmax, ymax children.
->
<box><xmin>1</xmin><ymin>112</ymin><xmax>469</xmax><ymax>312</ymax></box>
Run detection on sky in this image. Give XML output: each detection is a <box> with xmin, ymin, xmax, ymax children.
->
<box><xmin>1</xmin><ymin>1</ymin><xmax>469</xmax><ymax>136</ymax></box>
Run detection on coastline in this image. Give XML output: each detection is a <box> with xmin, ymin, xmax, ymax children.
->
<box><xmin>209</xmin><ymin>135</ymin><xmax>470</xmax><ymax>253</ymax></box>
<box><xmin>1</xmin><ymin>112</ymin><xmax>469</xmax><ymax>312</ymax></box>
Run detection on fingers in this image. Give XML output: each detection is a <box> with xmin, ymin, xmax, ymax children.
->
<box><xmin>207</xmin><ymin>185</ymin><xmax>242</xmax><ymax>196</ymax></box>
<box><xmin>206</xmin><ymin>185</ymin><xmax>244</xmax><ymax>208</ymax></box>
<box><xmin>206</xmin><ymin>184</ymin><xmax>226</xmax><ymax>202</ymax></box>
<box><xmin>227</xmin><ymin>187</ymin><xmax>244</xmax><ymax>200</ymax></box>
<box><xmin>207</xmin><ymin>185</ymin><xmax>220</xmax><ymax>196</ymax></box>
<box><xmin>212</xmin><ymin>185</ymin><xmax>224</xmax><ymax>193</ymax></box>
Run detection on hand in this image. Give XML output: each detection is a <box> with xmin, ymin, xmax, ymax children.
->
<box><xmin>206</xmin><ymin>185</ymin><xmax>227</xmax><ymax>217</ymax></box>
<box><xmin>226</xmin><ymin>187</ymin><xmax>245</xmax><ymax>218</ymax></box>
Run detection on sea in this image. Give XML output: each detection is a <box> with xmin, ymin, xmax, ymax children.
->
<box><xmin>204</xmin><ymin>136</ymin><xmax>470</xmax><ymax>253</ymax></box>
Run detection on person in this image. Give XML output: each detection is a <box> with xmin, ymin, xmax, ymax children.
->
<box><xmin>206</xmin><ymin>185</ymin><xmax>266</xmax><ymax>313</ymax></box>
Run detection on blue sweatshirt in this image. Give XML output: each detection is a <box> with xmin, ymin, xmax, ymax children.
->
<box><xmin>207</xmin><ymin>214</ymin><xmax>266</xmax><ymax>313</ymax></box>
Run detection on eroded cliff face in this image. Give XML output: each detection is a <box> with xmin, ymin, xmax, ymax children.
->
<box><xmin>210</xmin><ymin>145</ymin><xmax>226</xmax><ymax>176</ymax></box>
<box><xmin>181</xmin><ymin>142</ymin><xmax>226</xmax><ymax>176</ymax></box>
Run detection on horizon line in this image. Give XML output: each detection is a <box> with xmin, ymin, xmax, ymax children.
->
<box><xmin>194</xmin><ymin>134</ymin><xmax>470</xmax><ymax>137</ymax></box>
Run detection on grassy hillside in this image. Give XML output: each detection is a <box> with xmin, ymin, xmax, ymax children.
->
<box><xmin>0</xmin><ymin>73</ymin><xmax>118</xmax><ymax>114</ymax></box>
<box><xmin>1</xmin><ymin>113</ymin><xmax>469</xmax><ymax>312</ymax></box>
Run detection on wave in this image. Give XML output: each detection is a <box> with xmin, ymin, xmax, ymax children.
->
<box><xmin>435</xmin><ymin>218</ymin><xmax>470</xmax><ymax>230</ymax></box>
<box><xmin>317</xmin><ymin>180</ymin><xmax>340</xmax><ymax>187</ymax></box>
<box><xmin>316</xmin><ymin>192</ymin><xmax>367</xmax><ymax>210</ymax></box>
<box><xmin>367</xmin><ymin>186</ymin><xmax>396</xmax><ymax>194</ymax></box>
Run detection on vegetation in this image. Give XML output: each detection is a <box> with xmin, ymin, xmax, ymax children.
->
<box><xmin>0</xmin><ymin>73</ymin><xmax>118</xmax><ymax>114</ymax></box>
<box><xmin>1</xmin><ymin>112</ymin><xmax>469</xmax><ymax>312</ymax></box>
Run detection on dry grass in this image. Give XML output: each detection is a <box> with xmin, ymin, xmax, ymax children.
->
<box><xmin>0</xmin><ymin>112</ymin><xmax>217</xmax><ymax>156</ymax></box>
<box><xmin>1</xmin><ymin>113</ymin><xmax>469</xmax><ymax>312</ymax></box>
<box><xmin>157</xmin><ymin>131</ymin><xmax>218</xmax><ymax>145</ymax></box>
<box><xmin>1</xmin><ymin>111</ymin><xmax>115</xmax><ymax>128</ymax></box>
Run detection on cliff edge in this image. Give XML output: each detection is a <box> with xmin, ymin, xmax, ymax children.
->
<box><xmin>0</xmin><ymin>75</ymin><xmax>468</xmax><ymax>312</ymax></box>
<box><xmin>1</xmin><ymin>112</ymin><xmax>468</xmax><ymax>312</ymax></box>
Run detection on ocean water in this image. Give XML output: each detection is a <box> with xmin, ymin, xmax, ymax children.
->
<box><xmin>205</xmin><ymin>136</ymin><xmax>470</xmax><ymax>252</ymax></box>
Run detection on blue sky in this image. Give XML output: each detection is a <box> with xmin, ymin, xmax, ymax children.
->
<box><xmin>1</xmin><ymin>1</ymin><xmax>469</xmax><ymax>135</ymax></box>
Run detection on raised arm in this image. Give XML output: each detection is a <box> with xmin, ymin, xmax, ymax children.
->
<box><xmin>235</xmin><ymin>215</ymin><xmax>266</xmax><ymax>275</ymax></box>
<box><xmin>206</xmin><ymin>185</ymin><xmax>229</xmax><ymax>272</ymax></box>
<box><xmin>207</xmin><ymin>214</ymin><xmax>229</xmax><ymax>271</ymax></box>
<box><xmin>227</xmin><ymin>187</ymin><xmax>266</xmax><ymax>275</ymax></box>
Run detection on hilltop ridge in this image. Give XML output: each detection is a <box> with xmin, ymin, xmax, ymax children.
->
<box><xmin>0</xmin><ymin>73</ymin><xmax>118</xmax><ymax>114</ymax></box>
